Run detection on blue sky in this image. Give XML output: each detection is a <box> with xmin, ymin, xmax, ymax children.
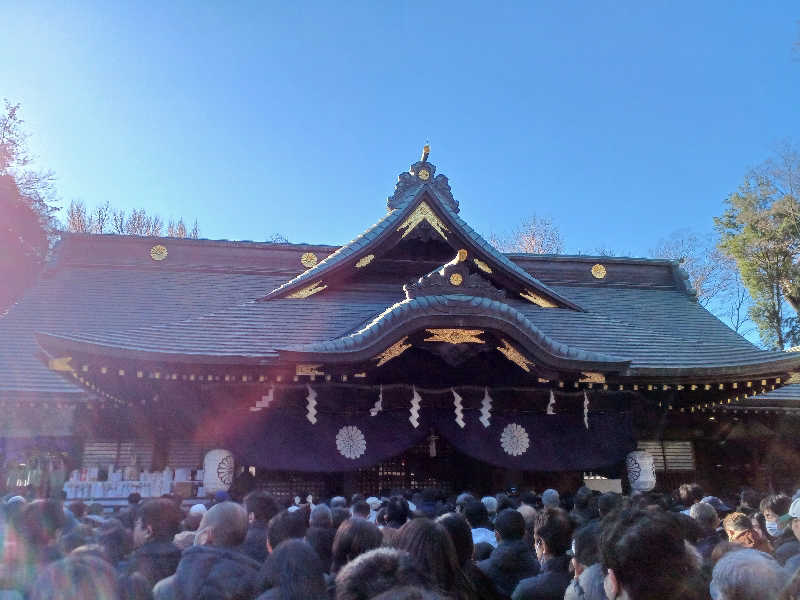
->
<box><xmin>2</xmin><ymin>1</ymin><xmax>798</xmax><ymax>255</ymax></box>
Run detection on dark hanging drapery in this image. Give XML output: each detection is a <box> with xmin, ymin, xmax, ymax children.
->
<box><xmin>216</xmin><ymin>385</ymin><xmax>636</xmax><ymax>473</ymax></box>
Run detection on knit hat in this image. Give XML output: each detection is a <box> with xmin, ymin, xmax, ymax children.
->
<box><xmin>189</xmin><ymin>503</ymin><xmax>207</xmax><ymax>517</ymax></box>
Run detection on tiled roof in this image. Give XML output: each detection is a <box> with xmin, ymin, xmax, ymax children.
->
<box><xmin>4</xmin><ymin>232</ymin><xmax>800</xmax><ymax>400</ymax></box>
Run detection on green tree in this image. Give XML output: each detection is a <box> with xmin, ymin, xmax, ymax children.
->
<box><xmin>715</xmin><ymin>144</ymin><xmax>800</xmax><ymax>349</ymax></box>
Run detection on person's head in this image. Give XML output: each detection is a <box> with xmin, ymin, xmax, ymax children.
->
<box><xmin>331</xmin><ymin>496</ymin><xmax>347</xmax><ymax>509</ymax></box>
<box><xmin>463</xmin><ymin>500</ymin><xmax>489</xmax><ymax>529</ymax></box>
<box><xmin>788</xmin><ymin>498</ymin><xmax>800</xmax><ymax>543</ymax></box>
<box><xmin>541</xmin><ymin>488</ymin><xmax>560</xmax><ymax>509</ymax></box>
<box><xmin>59</xmin><ymin>524</ymin><xmax>93</xmax><ymax>555</ymax></box>
<box><xmin>601</xmin><ymin>509</ymin><xmax>700</xmax><ymax>600</ymax></box>
<box><xmin>352</xmin><ymin>500</ymin><xmax>371</xmax><ymax>519</ymax></box>
<box><xmin>183</xmin><ymin>503</ymin><xmax>207</xmax><ymax>531</ymax></box>
<box><xmin>481</xmin><ymin>496</ymin><xmax>498</xmax><ymax>519</ymax></box>
<box><xmin>127</xmin><ymin>493</ymin><xmax>141</xmax><ymax>506</ymax></box>
<box><xmin>258</xmin><ymin>539</ymin><xmax>327</xmax><ymax>600</ymax></box>
<box><xmin>394</xmin><ymin>518</ymin><xmax>462</xmax><ymax>595</ymax></box>
<box><xmin>268</xmin><ymin>508</ymin><xmax>309</xmax><ymax>551</ymax></box>
<box><xmin>18</xmin><ymin>499</ymin><xmax>66</xmax><ymax>548</ymax></box>
<box><xmin>98</xmin><ymin>524</ymin><xmax>133</xmax><ymax>565</ymax></box>
<box><xmin>533</xmin><ymin>507</ymin><xmax>573</xmax><ymax>561</ymax></box>
<box><xmin>30</xmin><ymin>555</ymin><xmax>119</xmax><ymax>600</ymax></box>
<box><xmin>334</xmin><ymin>547</ymin><xmax>433</xmax><ymax>600</ymax></box>
<box><xmin>494</xmin><ymin>508</ymin><xmax>525</xmax><ymax>543</ymax></box>
<box><xmin>520</xmin><ymin>491</ymin><xmax>537</xmax><ymax>508</ymax></box>
<box><xmin>722</xmin><ymin>512</ymin><xmax>754</xmax><ymax>541</ymax></box>
<box><xmin>68</xmin><ymin>501</ymin><xmax>87</xmax><ymax>519</ymax></box>
<box><xmin>573</xmin><ymin>486</ymin><xmax>592</xmax><ymax>510</ymax></box>
<box><xmin>738</xmin><ymin>488</ymin><xmax>760</xmax><ymax>514</ymax></box>
<box><xmin>331</xmin><ymin>515</ymin><xmax>383</xmax><ymax>572</ymax></box>
<box><xmin>87</xmin><ymin>503</ymin><xmax>104</xmax><ymax>517</ymax></box>
<box><xmin>435</xmin><ymin>512</ymin><xmax>473</xmax><ymax>567</ymax></box>
<box><xmin>689</xmin><ymin>501</ymin><xmax>719</xmax><ymax>532</ymax></box>
<box><xmin>455</xmin><ymin>493</ymin><xmax>475</xmax><ymax>513</ymax></box>
<box><xmin>350</xmin><ymin>493</ymin><xmax>365</xmax><ymax>506</ymax></box>
<box><xmin>310</xmin><ymin>503</ymin><xmax>333</xmax><ymax>528</ymax></box>
<box><xmin>760</xmin><ymin>493</ymin><xmax>791</xmax><ymax>528</ymax></box>
<box><xmin>710</xmin><ymin>548</ymin><xmax>786</xmax><ymax>600</ymax></box>
<box><xmin>244</xmin><ymin>490</ymin><xmax>280</xmax><ymax>525</ymax></box>
<box><xmin>385</xmin><ymin>496</ymin><xmax>410</xmax><ymax>528</ymax></box>
<box><xmin>194</xmin><ymin>501</ymin><xmax>248</xmax><ymax>548</ymax></box>
<box><xmin>678</xmin><ymin>483</ymin><xmax>705</xmax><ymax>507</ymax></box>
<box><xmin>332</xmin><ymin>507</ymin><xmax>351</xmax><ymax>530</ymax></box>
<box><xmin>133</xmin><ymin>498</ymin><xmax>182</xmax><ymax>547</ymax></box>
<box><xmin>572</xmin><ymin>521</ymin><xmax>601</xmax><ymax>577</ymax></box>
<box><xmin>597</xmin><ymin>492</ymin><xmax>622</xmax><ymax>518</ymax></box>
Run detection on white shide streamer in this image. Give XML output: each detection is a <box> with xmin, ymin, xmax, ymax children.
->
<box><xmin>369</xmin><ymin>385</ymin><xmax>383</xmax><ymax>417</ymax></box>
<box><xmin>584</xmin><ymin>390</ymin><xmax>590</xmax><ymax>430</ymax></box>
<box><xmin>546</xmin><ymin>390</ymin><xmax>556</xmax><ymax>415</ymax></box>
<box><xmin>250</xmin><ymin>385</ymin><xmax>275</xmax><ymax>412</ymax></box>
<box><xmin>479</xmin><ymin>388</ymin><xmax>493</xmax><ymax>428</ymax></box>
<box><xmin>409</xmin><ymin>386</ymin><xmax>421</xmax><ymax>428</ymax></box>
<box><xmin>452</xmin><ymin>389</ymin><xmax>465</xmax><ymax>428</ymax></box>
<box><xmin>305</xmin><ymin>384</ymin><xmax>318</xmax><ymax>424</ymax></box>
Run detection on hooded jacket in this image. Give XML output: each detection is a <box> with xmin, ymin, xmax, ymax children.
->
<box><xmin>478</xmin><ymin>538</ymin><xmax>540</xmax><ymax>598</ymax></box>
<box><xmin>153</xmin><ymin>545</ymin><xmax>261</xmax><ymax>600</ymax></box>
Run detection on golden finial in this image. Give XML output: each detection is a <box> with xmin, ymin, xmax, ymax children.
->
<box><xmin>421</xmin><ymin>142</ymin><xmax>430</xmax><ymax>163</ymax></box>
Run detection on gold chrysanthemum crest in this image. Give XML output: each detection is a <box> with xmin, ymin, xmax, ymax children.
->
<box><xmin>301</xmin><ymin>252</ymin><xmax>318</xmax><ymax>268</ymax></box>
<box><xmin>150</xmin><ymin>245</ymin><xmax>168</xmax><ymax>261</ymax></box>
<box><xmin>591</xmin><ymin>264</ymin><xmax>606</xmax><ymax>279</ymax></box>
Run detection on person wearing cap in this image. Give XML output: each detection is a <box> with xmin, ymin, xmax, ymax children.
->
<box><xmin>173</xmin><ymin>504</ymin><xmax>207</xmax><ymax>550</ymax></box>
<box><xmin>781</xmin><ymin>498</ymin><xmax>800</xmax><ymax>574</ymax></box>
<box><xmin>701</xmin><ymin>496</ymin><xmax>732</xmax><ymax>517</ymax></box>
<box><xmin>365</xmin><ymin>497</ymin><xmax>382</xmax><ymax>522</ymax></box>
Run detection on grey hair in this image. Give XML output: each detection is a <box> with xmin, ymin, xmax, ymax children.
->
<box><xmin>710</xmin><ymin>548</ymin><xmax>786</xmax><ymax>600</ymax></box>
<box><xmin>310</xmin><ymin>503</ymin><xmax>333</xmax><ymax>528</ymax></box>
<box><xmin>481</xmin><ymin>496</ymin><xmax>498</xmax><ymax>515</ymax></box>
<box><xmin>330</xmin><ymin>496</ymin><xmax>347</xmax><ymax>509</ymax></box>
<box><xmin>689</xmin><ymin>501</ymin><xmax>718</xmax><ymax>530</ymax></box>
<box><xmin>542</xmin><ymin>489</ymin><xmax>560</xmax><ymax>508</ymax></box>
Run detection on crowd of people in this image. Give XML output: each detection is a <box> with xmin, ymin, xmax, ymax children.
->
<box><xmin>2</xmin><ymin>483</ymin><xmax>800</xmax><ymax>599</ymax></box>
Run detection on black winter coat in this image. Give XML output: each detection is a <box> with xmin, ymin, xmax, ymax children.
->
<box><xmin>511</xmin><ymin>555</ymin><xmax>572</xmax><ymax>600</ymax></box>
<box><xmin>153</xmin><ymin>545</ymin><xmax>261</xmax><ymax>600</ymax></box>
<box><xmin>478</xmin><ymin>539</ymin><xmax>540</xmax><ymax>598</ymax></box>
<box><xmin>238</xmin><ymin>522</ymin><xmax>269</xmax><ymax>564</ymax></box>
<box><xmin>128</xmin><ymin>540</ymin><xmax>182</xmax><ymax>587</ymax></box>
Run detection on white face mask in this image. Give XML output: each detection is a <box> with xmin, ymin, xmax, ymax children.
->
<box><xmin>766</xmin><ymin>520</ymin><xmax>780</xmax><ymax>536</ymax></box>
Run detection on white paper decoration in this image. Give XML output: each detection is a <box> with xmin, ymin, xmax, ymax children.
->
<box><xmin>479</xmin><ymin>388</ymin><xmax>493</xmax><ymax>428</ymax></box>
<box><xmin>452</xmin><ymin>389</ymin><xmax>465</xmax><ymax>428</ymax></box>
<box><xmin>250</xmin><ymin>386</ymin><xmax>275</xmax><ymax>412</ymax></box>
<box><xmin>306</xmin><ymin>385</ymin><xmax>318</xmax><ymax>424</ymax></box>
<box><xmin>409</xmin><ymin>387</ymin><xmax>421</xmax><ymax>428</ymax></box>
<box><xmin>547</xmin><ymin>390</ymin><xmax>556</xmax><ymax>415</ymax></box>
<box><xmin>369</xmin><ymin>385</ymin><xmax>383</xmax><ymax>417</ymax></box>
<box><xmin>583</xmin><ymin>390</ymin><xmax>590</xmax><ymax>430</ymax></box>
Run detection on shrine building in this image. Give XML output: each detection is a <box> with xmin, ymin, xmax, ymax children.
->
<box><xmin>3</xmin><ymin>149</ymin><xmax>800</xmax><ymax>500</ymax></box>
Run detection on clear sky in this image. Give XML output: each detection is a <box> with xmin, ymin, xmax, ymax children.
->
<box><xmin>2</xmin><ymin>1</ymin><xmax>798</xmax><ymax>255</ymax></box>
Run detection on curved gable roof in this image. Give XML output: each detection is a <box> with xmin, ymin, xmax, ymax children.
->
<box><xmin>259</xmin><ymin>161</ymin><xmax>582</xmax><ymax>311</ymax></box>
